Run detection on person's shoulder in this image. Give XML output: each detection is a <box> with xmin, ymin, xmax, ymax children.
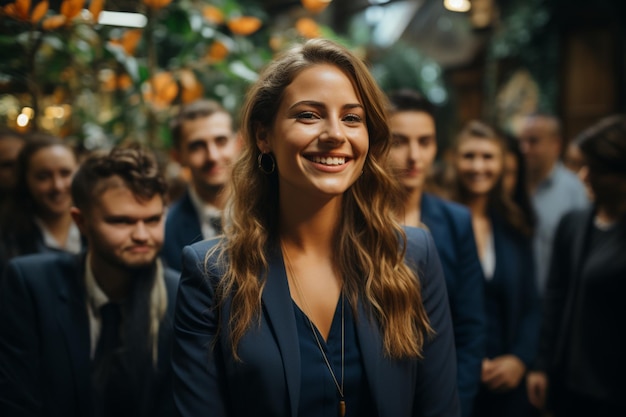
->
<box><xmin>560</xmin><ymin>206</ymin><xmax>592</xmax><ymax>227</ymax></box>
<box><xmin>555</xmin><ymin>163</ymin><xmax>586</xmax><ymax>190</ymax></box>
<box><xmin>8</xmin><ymin>251</ymin><xmax>78</xmax><ymax>272</ymax></box>
<box><xmin>5</xmin><ymin>252</ymin><xmax>82</xmax><ymax>292</ymax></box>
<box><xmin>165</xmin><ymin>190</ymin><xmax>194</xmax><ymax>218</ymax></box>
<box><xmin>403</xmin><ymin>225</ymin><xmax>435</xmax><ymax>263</ymax></box>
<box><xmin>181</xmin><ymin>237</ymin><xmax>224</xmax><ymax>272</ymax></box>
<box><xmin>423</xmin><ymin>193</ymin><xmax>471</xmax><ymax>220</ymax></box>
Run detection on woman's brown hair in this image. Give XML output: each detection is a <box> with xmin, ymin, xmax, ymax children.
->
<box><xmin>210</xmin><ymin>38</ymin><xmax>433</xmax><ymax>360</ymax></box>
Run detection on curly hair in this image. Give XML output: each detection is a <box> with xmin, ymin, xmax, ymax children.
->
<box><xmin>212</xmin><ymin>38</ymin><xmax>432</xmax><ymax>360</ymax></box>
<box><xmin>71</xmin><ymin>144</ymin><xmax>167</xmax><ymax>211</ymax></box>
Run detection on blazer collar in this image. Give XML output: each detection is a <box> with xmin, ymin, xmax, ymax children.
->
<box><xmin>261</xmin><ymin>245</ymin><xmax>414</xmax><ymax>417</ymax></box>
<box><xmin>420</xmin><ymin>193</ymin><xmax>442</xmax><ymax>226</ymax></box>
<box><xmin>261</xmin><ymin>245</ymin><xmax>301</xmax><ymax>417</ymax></box>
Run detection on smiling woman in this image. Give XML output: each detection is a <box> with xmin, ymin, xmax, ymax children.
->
<box><xmin>0</xmin><ymin>133</ymin><xmax>81</xmax><ymax>271</ymax></box>
<box><xmin>171</xmin><ymin>38</ymin><xmax>460</xmax><ymax>417</ymax></box>
<box><xmin>448</xmin><ymin>120</ymin><xmax>541</xmax><ymax>417</ymax></box>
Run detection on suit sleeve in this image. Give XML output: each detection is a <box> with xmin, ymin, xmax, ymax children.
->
<box><xmin>450</xmin><ymin>215</ymin><xmax>485</xmax><ymax>417</ymax></box>
<box><xmin>0</xmin><ymin>261</ymin><xmax>44</xmax><ymax>417</ymax></box>
<box><xmin>172</xmin><ymin>244</ymin><xmax>229</xmax><ymax>417</ymax></box>
<box><xmin>412</xmin><ymin>229</ymin><xmax>461</xmax><ymax>417</ymax></box>
<box><xmin>533</xmin><ymin>212</ymin><xmax>576</xmax><ymax>371</ymax></box>
<box><xmin>510</xmin><ymin>236</ymin><xmax>541</xmax><ymax>366</ymax></box>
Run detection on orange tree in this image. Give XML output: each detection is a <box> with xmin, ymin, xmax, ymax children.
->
<box><xmin>0</xmin><ymin>0</ymin><xmax>344</xmax><ymax>149</ymax></box>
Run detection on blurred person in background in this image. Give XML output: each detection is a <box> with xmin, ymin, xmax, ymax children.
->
<box><xmin>387</xmin><ymin>88</ymin><xmax>485</xmax><ymax>417</ymax></box>
<box><xmin>0</xmin><ymin>145</ymin><xmax>178</xmax><ymax>417</ymax></box>
<box><xmin>502</xmin><ymin>133</ymin><xmax>537</xmax><ymax>234</ymax></box>
<box><xmin>0</xmin><ymin>128</ymin><xmax>25</xmax><ymax>208</ymax></box>
<box><xmin>527</xmin><ymin>114</ymin><xmax>626</xmax><ymax>417</ymax></box>
<box><xmin>518</xmin><ymin>113</ymin><xmax>589</xmax><ymax>297</ymax></box>
<box><xmin>0</xmin><ymin>133</ymin><xmax>81</xmax><ymax>273</ymax></box>
<box><xmin>162</xmin><ymin>99</ymin><xmax>241</xmax><ymax>271</ymax></box>
<box><xmin>450</xmin><ymin>120</ymin><xmax>540</xmax><ymax>417</ymax></box>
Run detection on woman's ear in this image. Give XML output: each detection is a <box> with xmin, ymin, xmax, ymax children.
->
<box><xmin>255</xmin><ymin>124</ymin><xmax>272</xmax><ymax>154</ymax></box>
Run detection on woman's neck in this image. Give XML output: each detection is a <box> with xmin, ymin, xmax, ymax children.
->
<box><xmin>464</xmin><ymin>194</ymin><xmax>489</xmax><ymax>218</ymax></box>
<box><xmin>398</xmin><ymin>187</ymin><xmax>422</xmax><ymax>227</ymax></box>
<box><xmin>36</xmin><ymin>211</ymin><xmax>74</xmax><ymax>246</ymax></box>
<box><xmin>279</xmin><ymin>193</ymin><xmax>341</xmax><ymax>256</ymax></box>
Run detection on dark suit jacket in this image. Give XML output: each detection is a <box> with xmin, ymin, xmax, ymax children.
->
<box><xmin>162</xmin><ymin>190</ymin><xmax>203</xmax><ymax>272</ymax></box>
<box><xmin>485</xmin><ymin>214</ymin><xmax>540</xmax><ymax>366</ymax></box>
<box><xmin>421</xmin><ymin>193</ymin><xmax>486</xmax><ymax>417</ymax></box>
<box><xmin>0</xmin><ymin>252</ymin><xmax>179</xmax><ymax>417</ymax></box>
<box><xmin>172</xmin><ymin>226</ymin><xmax>460</xmax><ymax>417</ymax></box>
<box><xmin>535</xmin><ymin>208</ymin><xmax>626</xmax><ymax>403</ymax></box>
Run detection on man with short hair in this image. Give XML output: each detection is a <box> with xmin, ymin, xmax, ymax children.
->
<box><xmin>162</xmin><ymin>99</ymin><xmax>241</xmax><ymax>271</ymax></box>
<box><xmin>0</xmin><ymin>145</ymin><xmax>177</xmax><ymax>417</ymax></box>
<box><xmin>387</xmin><ymin>89</ymin><xmax>486</xmax><ymax>417</ymax></box>
<box><xmin>518</xmin><ymin>113</ymin><xmax>589</xmax><ymax>296</ymax></box>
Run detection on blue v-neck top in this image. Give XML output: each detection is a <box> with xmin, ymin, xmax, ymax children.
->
<box><xmin>293</xmin><ymin>298</ymin><xmax>377</xmax><ymax>417</ymax></box>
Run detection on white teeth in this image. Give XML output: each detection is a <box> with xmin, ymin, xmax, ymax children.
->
<box><xmin>310</xmin><ymin>156</ymin><xmax>346</xmax><ymax>165</ymax></box>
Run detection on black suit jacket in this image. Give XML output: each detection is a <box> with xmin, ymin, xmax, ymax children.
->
<box><xmin>0</xmin><ymin>252</ymin><xmax>179</xmax><ymax>417</ymax></box>
<box><xmin>162</xmin><ymin>190</ymin><xmax>203</xmax><ymax>272</ymax></box>
<box><xmin>172</xmin><ymin>226</ymin><xmax>460</xmax><ymax>417</ymax></box>
<box><xmin>535</xmin><ymin>208</ymin><xmax>626</xmax><ymax>403</ymax></box>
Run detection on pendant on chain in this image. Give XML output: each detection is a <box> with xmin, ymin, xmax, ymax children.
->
<box><xmin>339</xmin><ymin>399</ymin><xmax>346</xmax><ymax>417</ymax></box>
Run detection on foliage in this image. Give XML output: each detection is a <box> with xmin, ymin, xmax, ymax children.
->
<box><xmin>0</xmin><ymin>0</ymin><xmax>344</xmax><ymax>150</ymax></box>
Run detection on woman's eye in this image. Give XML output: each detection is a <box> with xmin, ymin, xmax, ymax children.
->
<box><xmin>296</xmin><ymin>111</ymin><xmax>317</xmax><ymax>120</ymax></box>
<box><xmin>343</xmin><ymin>113</ymin><xmax>363</xmax><ymax>123</ymax></box>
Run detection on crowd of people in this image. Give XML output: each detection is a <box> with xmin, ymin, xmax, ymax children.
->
<box><xmin>0</xmin><ymin>38</ymin><xmax>624</xmax><ymax>417</ymax></box>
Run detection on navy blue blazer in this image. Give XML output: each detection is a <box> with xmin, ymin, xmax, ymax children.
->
<box><xmin>421</xmin><ymin>193</ymin><xmax>486</xmax><ymax>417</ymax></box>
<box><xmin>0</xmin><ymin>252</ymin><xmax>179</xmax><ymax>417</ymax></box>
<box><xmin>172</xmin><ymin>227</ymin><xmax>460</xmax><ymax>417</ymax></box>
<box><xmin>484</xmin><ymin>215</ymin><xmax>540</xmax><ymax>366</ymax></box>
<box><xmin>163</xmin><ymin>189</ymin><xmax>203</xmax><ymax>272</ymax></box>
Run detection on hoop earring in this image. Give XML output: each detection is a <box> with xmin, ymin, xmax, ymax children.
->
<box><xmin>257</xmin><ymin>152</ymin><xmax>276</xmax><ymax>174</ymax></box>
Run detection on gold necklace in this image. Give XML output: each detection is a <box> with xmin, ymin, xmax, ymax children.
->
<box><xmin>281</xmin><ymin>243</ymin><xmax>346</xmax><ymax>417</ymax></box>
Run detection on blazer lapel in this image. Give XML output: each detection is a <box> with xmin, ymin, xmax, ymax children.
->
<box><xmin>57</xmin><ymin>256</ymin><xmax>92</xmax><ymax>417</ymax></box>
<box><xmin>261</xmin><ymin>246</ymin><xmax>301</xmax><ymax>417</ymax></box>
<box><xmin>420</xmin><ymin>193</ymin><xmax>441</xmax><ymax>231</ymax></box>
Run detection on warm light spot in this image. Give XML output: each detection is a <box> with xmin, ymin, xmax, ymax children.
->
<box><xmin>17</xmin><ymin>113</ymin><xmax>30</xmax><ymax>127</ymax></box>
<box><xmin>88</xmin><ymin>0</ymin><xmax>104</xmax><ymax>21</ymax></box>
<box><xmin>178</xmin><ymin>69</ymin><xmax>204</xmax><ymax>104</ymax></box>
<box><xmin>227</xmin><ymin>16</ymin><xmax>262</xmax><ymax>35</ymax></box>
<box><xmin>203</xmin><ymin>5</ymin><xmax>224</xmax><ymax>25</ymax></box>
<box><xmin>444</xmin><ymin>0</ymin><xmax>471</xmax><ymax>12</ymax></box>
<box><xmin>301</xmin><ymin>0</ymin><xmax>332</xmax><ymax>14</ymax></box>
<box><xmin>31</xmin><ymin>1</ymin><xmax>49</xmax><ymax>24</ymax></box>
<box><xmin>295</xmin><ymin>18</ymin><xmax>321</xmax><ymax>39</ymax></box>
<box><xmin>42</xmin><ymin>15</ymin><xmax>67</xmax><ymax>30</ymax></box>
<box><xmin>60</xmin><ymin>0</ymin><xmax>85</xmax><ymax>21</ymax></box>
<box><xmin>21</xmin><ymin>107</ymin><xmax>34</xmax><ymax>118</ymax></box>
<box><xmin>142</xmin><ymin>0</ymin><xmax>173</xmax><ymax>10</ymax></box>
<box><xmin>143</xmin><ymin>72</ymin><xmax>179</xmax><ymax>109</ymax></box>
<box><xmin>206</xmin><ymin>40</ymin><xmax>229</xmax><ymax>62</ymax></box>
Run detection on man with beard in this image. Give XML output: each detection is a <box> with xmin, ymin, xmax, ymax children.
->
<box><xmin>0</xmin><ymin>145</ymin><xmax>178</xmax><ymax>417</ymax></box>
<box><xmin>162</xmin><ymin>99</ymin><xmax>241</xmax><ymax>271</ymax></box>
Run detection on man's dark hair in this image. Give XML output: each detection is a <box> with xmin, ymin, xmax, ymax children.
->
<box><xmin>387</xmin><ymin>89</ymin><xmax>436</xmax><ymax>119</ymax></box>
<box><xmin>169</xmin><ymin>99</ymin><xmax>229</xmax><ymax>150</ymax></box>
<box><xmin>71</xmin><ymin>144</ymin><xmax>167</xmax><ymax>211</ymax></box>
<box><xmin>575</xmin><ymin>114</ymin><xmax>626</xmax><ymax>174</ymax></box>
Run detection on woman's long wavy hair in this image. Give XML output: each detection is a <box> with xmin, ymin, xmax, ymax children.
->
<box><xmin>211</xmin><ymin>38</ymin><xmax>432</xmax><ymax>360</ymax></box>
<box><xmin>449</xmin><ymin>120</ymin><xmax>533</xmax><ymax>236</ymax></box>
